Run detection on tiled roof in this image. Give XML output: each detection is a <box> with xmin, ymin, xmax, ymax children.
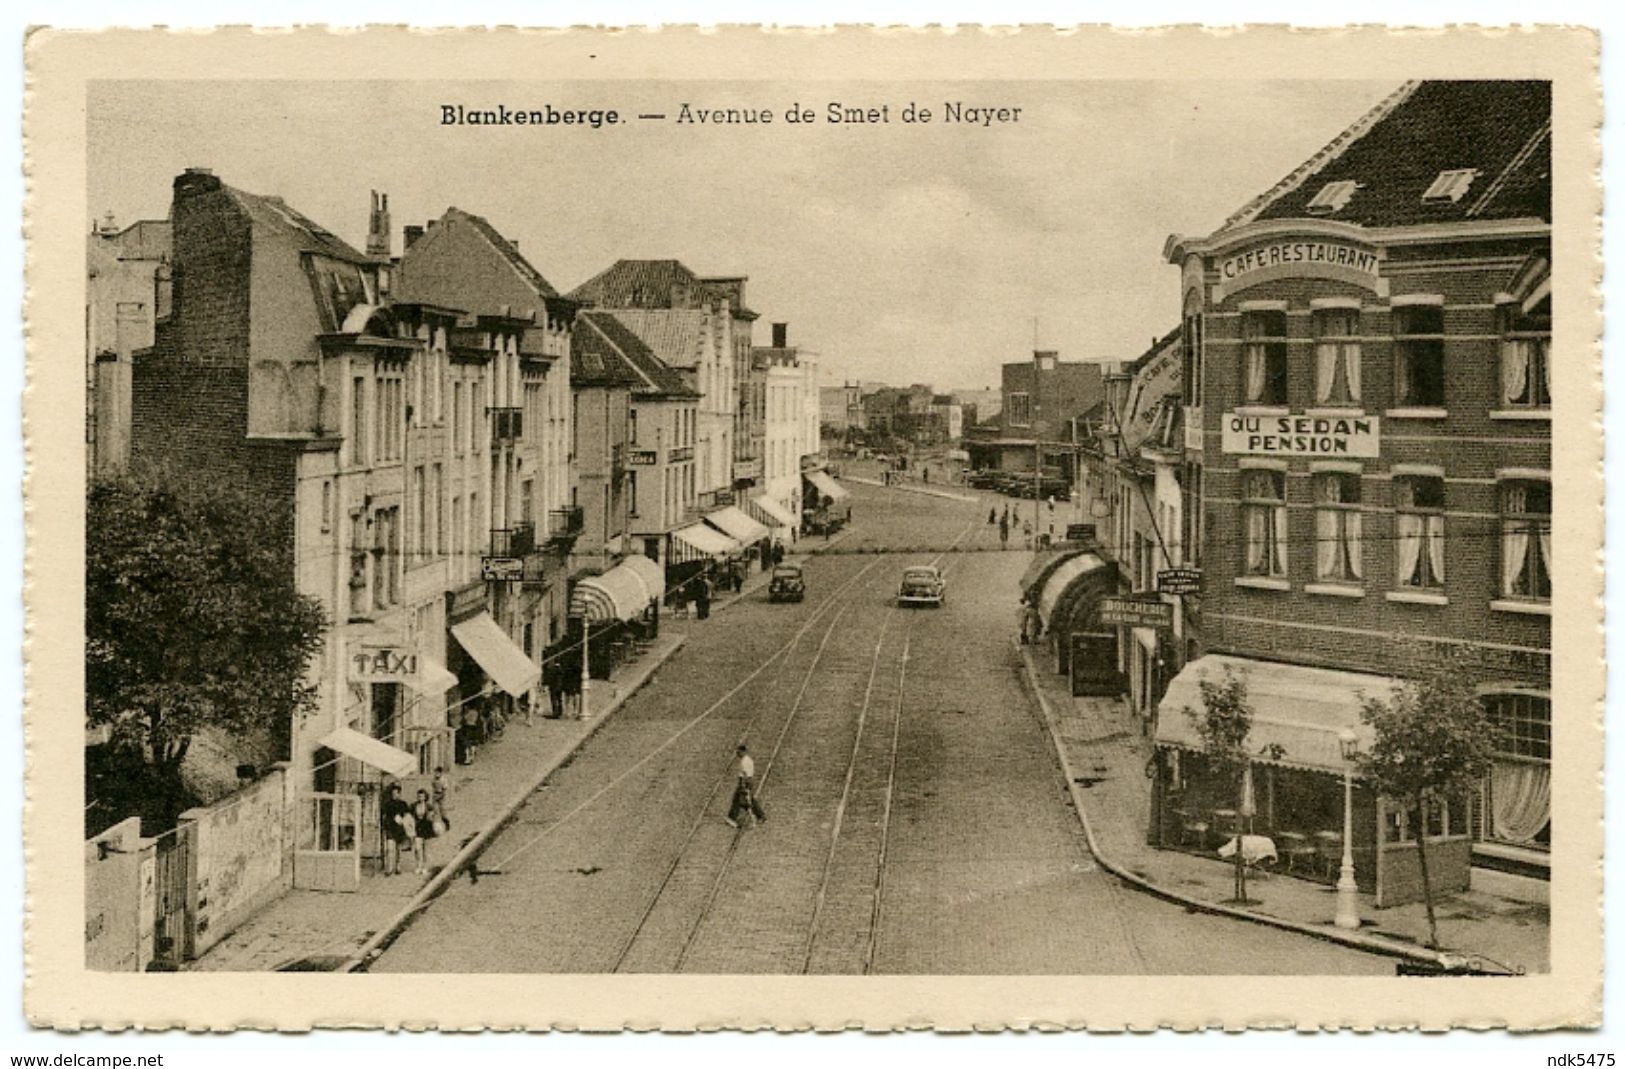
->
<box><xmin>570</xmin><ymin>259</ymin><xmax>695</xmax><ymax>308</ymax></box>
<box><xmin>1227</xmin><ymin>80</ymin><xmax>1551</xmax><ymax>231</ymax></box>
<box><xmin>578</xmin><ymin>312</ymin><xmax>698</xmax><ymax>398</ymax></box>
<box><xmin>444</xmin><ymin>207</ymin><xmax>560</xmax><ymax>297</ymax></box>
<box><xmin>226</xmin><ymin>187</ymin><xmax>374</xmax><ymax>264</ymax></box>
<box><xmin>569</xmin><ymin>319</ymin><xmax>642</xmax><ymax>388</ymax></box>
<box><xmin>570</xmin><ymin>258</ymin><xmax>750</xmax><ymax>314</ymax></box>
<box><xmin>606</xmin><ymin>309</ymin><xmax>706</xmax><ymax>370</ymax></box>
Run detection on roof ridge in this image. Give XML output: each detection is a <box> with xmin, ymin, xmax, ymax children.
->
<box><xmin>446</xmin><ymin>206</ymin><xmax>560</xmax><ymax>298</ymax></box>
<box><xmin>1466</xmin><ymin>118</ymin><xmax>1551</xmax><ymax>220</ymax></box>
<box><xmin>1220</xmin><ymin>81</ymin><xmax>1420</xmax><ymax>232</ymax></box>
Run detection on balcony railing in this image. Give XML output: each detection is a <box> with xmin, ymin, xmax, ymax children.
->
<box><xmin>489</xmin><ymin>522</ymin><xmax>535</xmax><ymax>558</ymax></box>
<box><xmin>548</xmin><ymin>506</ymin><xmax>584</xmax><ymax>541</ymax></box>
<box><xmin>489</xmin><ymin>407</ymin><xmax>523</xmax><ymax>442</ymax></box>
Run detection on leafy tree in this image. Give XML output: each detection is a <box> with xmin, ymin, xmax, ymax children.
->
<box><xmin>86</xmin><ymin>473</ymin><xmax>326</xmax><ymax>827</ymax></box>
<box><xmin>1183</xmin><ymin>665</ymin><xmax>1262</xmax><ymax>904</ymax></box>
<box><xmin>1356</xmin><ymin>657</ymin><xmax>1499</xmax><ymax>949</ymax></box>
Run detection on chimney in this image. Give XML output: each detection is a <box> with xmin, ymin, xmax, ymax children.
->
<box><xmin>367</xmin><ymin>190</ymin><xmax>392</xmax><ymax>258</ymax></box>
<box><xmin>772</xmin><ymin>322</ymin><xmax>788</xmax><ymax>348</ymax></box>
<box><xmin>403</xmin><ymin>224</ymin><xmax>425</xmax><ymax>250</ymax></box>
<box><xmin>174</xmin><ymin>167</ymin><xmax>222</xmax><ymax>197</ymax></box>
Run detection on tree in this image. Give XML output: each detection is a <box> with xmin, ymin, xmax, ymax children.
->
<box><xmin>86</xmin><ymin>473</ymin><xmax>326</xmax><ymax>827</ymax></box>
<box><xmin>1356</xmin><ymin>657</ymin><xmax>1499</xmax><ymax>949</ymax></box>
<box><xmin>1183</xmin><ymin>665</ymin><xmax>1263</xmax><ymax>904</ymax></box>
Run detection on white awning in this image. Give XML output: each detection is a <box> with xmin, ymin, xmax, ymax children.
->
<box><xmin>406</xmin><ymin>654</ymin><xmax>458</xmax><ymax>695</ymax></box>
<box><xmin>1156</xmin><ymin>654</ymin><xmax>1393</xmax><ymax>776</ymax></box>
<box><xmin>672</xmin><ymin>523</ymin><xmax>740</xmax><ymax>559</ymax></box>
<box><xmin>570</xmin><ymin>556</ymin><xmax>661</xmax><ymax>623</ymax></box>
<box><xmin>805</xmin><ymin>469</ymin><xmax>849</xmax><ymax>501</ymax></box>
<box><xmin>1036</xmin><ymin>553</ymin><xmax>1109</xmax><ymax>630</ymax></box>
<box><xmin>451</xmin><ymin>612</ymin><xmax>540</xmax><ymax>697</ymax></box>
<box><xmin>706</xmin><ymin>505</ymin><xmax>770</xmax><ymax>545</ymax></box>
<box><xmin>750</xmin><ymin>494</ymin><xmax>799</xmax><ymax>530</ymax></box>
<box><xmin>319</xmin><ymin>725</ymin><xmax>416</xmax><ymax>779</ymax></box>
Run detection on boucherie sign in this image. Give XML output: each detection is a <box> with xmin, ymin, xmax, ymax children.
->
<box><xmin>1222</xmin><ymin>413</ymin><xmax>1380</xmax><ymax>457</ymax></box>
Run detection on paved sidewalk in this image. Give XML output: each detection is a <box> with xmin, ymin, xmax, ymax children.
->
<box><xmin>191</xmin><ymin>632</ymin><xmax>687</xmax><ymax>971</ymax></box>
<box><xmin>843</xmin><ymin>474</ymin><xmax>978</xmax><ymax>503</ymax></box>
<box><xmin>1020</xmin><ymin>644</ymin><xmax>1550</xmax><ymax>974</ymax></box>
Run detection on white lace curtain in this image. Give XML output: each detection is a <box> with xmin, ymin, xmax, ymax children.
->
<box><xmin>1501</xmin><ymin>337</ymin><xmax>1531</xmax><ymax>406</ymax></box>
<box><xmin>1244</xmin><ymin>471</ymin><xmax>1285</xmax><ymax>575</ymax></box>
<box><xmin>1491</xmin><ymin>761</ymin><xmax>1551</xmax><ymax>846</ymax></box>
<box><xmin>1314</xmin><ymin>475</ymin><xmax>1361</xmax><ymax>580</ymax></box>
<box><xmin>1314</xmin><ymin>311</ymin><xmax>1361</xmax><ymax>405</ymax></box>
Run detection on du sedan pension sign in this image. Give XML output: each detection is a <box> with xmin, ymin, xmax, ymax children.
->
<box><xmin>1221</xmin><ymin>412</ymin><xmax>1379</xmax><ymax>458</ymax></box>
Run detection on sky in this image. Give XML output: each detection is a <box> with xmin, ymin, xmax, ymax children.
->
<box><xmin>88</xmin><ymin>79</ymin><xmax>1395</xmax><ymax>391</ymax></box>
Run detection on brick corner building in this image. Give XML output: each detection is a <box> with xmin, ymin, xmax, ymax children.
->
<box><xmin>1156</xmin><ymin>80</ymin><xmax>1553</xmax><ymax>900</ymax></box>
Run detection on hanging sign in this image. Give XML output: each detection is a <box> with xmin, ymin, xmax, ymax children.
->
<box><xmin>1157</xmin><ymin>567</ymin><xmax>1203</xmax><ymax>595</ymax></box>
<box><xmin>349</xmin><ymin>646</ymin><xmax>421</xmax><ymax>683</ymax></box>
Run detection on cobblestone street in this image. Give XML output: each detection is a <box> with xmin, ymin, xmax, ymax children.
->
<box><xmin>372</xmin><ymin>479</ymin><xmax>1392</xmax><ymax>975</ymax></box>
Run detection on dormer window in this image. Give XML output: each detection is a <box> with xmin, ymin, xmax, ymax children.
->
<box><xmin>1423</xmin><ymin>169</ymin><xmax>1479</xmax><ymax>203</ymax></box>
<box><xmin>1306</xmin><ymin>180</ymin><xmax>1359</xmax><ymax>215</ymax></box>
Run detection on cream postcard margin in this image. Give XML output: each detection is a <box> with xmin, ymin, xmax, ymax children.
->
<box><xmin>23</xmin><ymin>25</ymin><xmax>1602</xmax><ymax>1030</ymax></box>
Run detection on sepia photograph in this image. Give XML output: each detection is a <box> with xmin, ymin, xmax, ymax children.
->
<box><xmin>23</xmin><ymin>25</ymin><xmax>1602</xmax><ymax>1031</ymax></box>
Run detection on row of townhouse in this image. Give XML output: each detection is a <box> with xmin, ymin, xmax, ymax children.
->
<box><xmin>1028</xmin><ymin>80</ymin><xmax>1553</xmax><ymax>905</ymax></box>
<box><xmin>94</xmin><ymin>168</ymin><xmax>826</xmax><ymax>894</ymax></box>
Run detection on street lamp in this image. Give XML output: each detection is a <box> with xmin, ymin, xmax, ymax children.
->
<box><xmin>1335</xmin><ymin>728</ymin><xmax>1361</xmax><ymax>930</ymax></box>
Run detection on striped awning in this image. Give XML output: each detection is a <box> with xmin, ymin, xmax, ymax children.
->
<box><xmin>750</xmin><ymin>494</ymin><xmax>799</xmax><ymax>530</ymax></box>
<box><xmin>672</xmin><ymin>523</ymin><xmax>740</xmax><ymax>560</ymax></box>
<box><xmin>706</xmin><ymin>505</ymin><xmax>770</xmax><ymax>545</ymax></box>
<box><xmin>569</xmin><ymin>556</ymin><xmax>661</xmax><ymax>623</ymax></box>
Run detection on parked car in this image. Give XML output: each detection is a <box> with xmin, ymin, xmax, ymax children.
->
<box><xmin>768</xmin><ymin>564</ymin><xmax>806</xmax><ymax>603</ymax></box>
<box><xmin>897</xmin><ymin>565</ymin><xmax>946</xmax><ymax>608</ymax></box>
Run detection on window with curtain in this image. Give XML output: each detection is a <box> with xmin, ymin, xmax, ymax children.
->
<box><xmin>1241</xmin><ymin>469</ymin><xmax>1287</xmax><ymax>577</ymax></box>
<box><xmin>1499</xmin><ymin>304</ymin><xmax>1551</xmax><ymax>409</ymax></box>
<box><xmin>1394</xmin><ymin>474</ymin><xmax>1446</xmax><ymax>589</ymax></box>
<box><xmin>1241</xmin><ymin>310</ymin><xmax>1289</xmax><ymax>406</ymax></box>
<box><xmin>1483</xmin><ymin>693</ymin><xmax>1551</xmax><ymax>848</ymax></box>
<box><xmin>1394</xmin><ymin>304</ymin><xmax>1445</xmax><ymax>407</ymax></box>
<box><xmin>1312</xmin><ymin>471</ymin><xmax>1362</xmax><ymax>582</ymax></box>
<box><xmin>1312</xmin><ymin>308</ymin><xmax>1362</xmax><ymax>406</ymax></box>
<box><xmin>1500</xmin><ymin>479</ymin><xmax>1551</xmax><ymax>601</ymax></box>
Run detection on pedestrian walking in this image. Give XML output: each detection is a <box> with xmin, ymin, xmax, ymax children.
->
<box><xmin>731</xmin><ymin>562</ymin><xmax>744</xmax><ymax>593</ymax></box>
<box><xmin>545</xmin><ymin>655</ymin><xmax>566</xmax><ymax>718</ymax></box>
<box><xmin>998</xmin><ymin>516</ymin><xmax>1009</xmax><ymax>546</ymax></box>
<box><xmin>725</xmin><ymin>744</ymin><xmax>767</xmax><ymax>828</ymax></box>
<box><xmin>380</xmin><ymin>783</ymin><xmax>412</xmax><ymax>877</ymax></box>
<box><xmin>988</xmin><ymin>507</ymin><xmax>996</xmax><ymax>526</ymax></box>
<box><xmin>1022</xmin><ymin>519</ymin><xmax>1034</xmax><ymax>549</ymax></box>
<box><xmin>409</xmin><ymin>788</ymin><xmax>436</xmax><ymax>874</ymax></box>
<box><xmin>695</xmin><ymin>572</ymin><xmax>712</xmax><ymax>620</ymax></box>
<box><xmin>772</xmin><ymin>541</ymin><xmax>785</xmax><ymax>567</ymax></box>
<box><xmin>431</xmin><ymin>766</ymin><xmax>452</xmax><ymax>832</ymax></box>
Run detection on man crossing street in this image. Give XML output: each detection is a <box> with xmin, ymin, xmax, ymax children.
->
<box><xmin>725</xmin><ymin>744</ymin><xmax>767</xmax><ymax>828</ymax></box>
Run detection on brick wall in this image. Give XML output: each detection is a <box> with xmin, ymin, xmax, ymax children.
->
<box><xmin>1193</xmin><ymin>236</ymin><xmax>1551</xmax><ymax>690</ymax></box>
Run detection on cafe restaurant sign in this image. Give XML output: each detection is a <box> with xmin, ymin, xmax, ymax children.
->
<box><xmin>1222</xmin><ymin>413</ymin><xmax>1380</xmax><ymax>458</ymax></box>
<box><xmin>1213</xmin><ymin>239</ymin><xmax>1385</xmax><ymax>301</ymax></box>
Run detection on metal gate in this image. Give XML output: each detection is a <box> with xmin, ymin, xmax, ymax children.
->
<box><xmin>149</xmin><ymin>830</ymin><xmax>192</xmax><ymax>968</ymax></box>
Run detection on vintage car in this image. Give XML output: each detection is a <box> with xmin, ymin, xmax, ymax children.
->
<box><xmin>897</xmin><ymin>565</ymin><xmax>946</xmax><ymax>607</ymax></box>
<box><xmin>768</xmin><ymin>564</ymin><xmax>806</xmax><ymax>603</ymax></box>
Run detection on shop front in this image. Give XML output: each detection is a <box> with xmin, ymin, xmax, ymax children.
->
<box><xmin>567</xmin><ymin>554</ymin><xmax>665</xmax><ymax>684</ymax></box>
<box><xmin>802</xmin><ymin>469</ymin><xmax>850</xmax><ymax>534</ymax></box>
<box><xmin>1151</xmin><ymin>655</ymin><xmax>1472</xmax><ymax>907</ymax></box>
<box><xmin>1030</xmin><ymin>552</ymin><xmax>1119</xmax><ymax>685</ymax></box>
<box><xmin>668</xmin><ymin>522</ymin><xmax>741</xmax><ymax>608</ymax></box>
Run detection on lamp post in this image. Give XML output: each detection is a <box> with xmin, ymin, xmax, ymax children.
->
<box><xmin>1335</xmin><ymin>728</ymin><xmax>1361</xmax><ymax>930</ymax></box>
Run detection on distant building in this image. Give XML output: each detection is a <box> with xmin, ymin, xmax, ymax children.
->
<box><xmin>86</xmin><ymin>214</ymin><xmax>171</xmax><ymax>478</ymax></box>
<box><xmin>965</xmin><ymin>351</ymin><xmax>1105</xmax><ymax>476</ymax></box>
<box><xmin>751</xmin><ymin>322</ymin><xmax>820</xmax><ymax>523</ymax></box>
<box><xmin>570</xmin><ymin>260</ymin><xmax>745</xmax><ymax>509</ymax></box>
